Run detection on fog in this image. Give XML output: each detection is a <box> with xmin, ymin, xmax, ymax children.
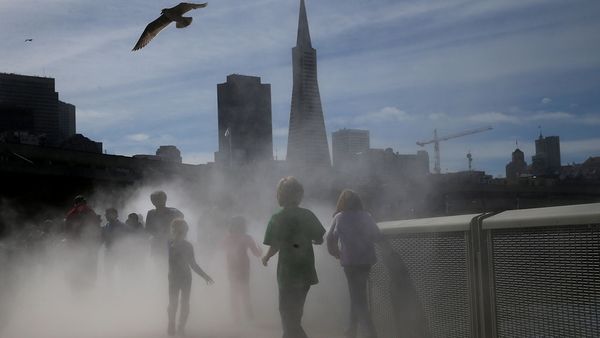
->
<box><xmin>0</xmin><ymin>175</ymin><xmax>350</xmax><ymax>338</ymax></box>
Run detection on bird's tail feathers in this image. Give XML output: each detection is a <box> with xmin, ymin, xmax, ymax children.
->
<box><xmin>176</xmin><ymin>17</ymin><xmax>193</xmax><ymax>28</ymax></box>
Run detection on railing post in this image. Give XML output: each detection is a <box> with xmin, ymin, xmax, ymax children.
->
<box><xmin>468</xmin><ymin>212</ymin><xmax>498</xmax><ymax>338</ymax></box>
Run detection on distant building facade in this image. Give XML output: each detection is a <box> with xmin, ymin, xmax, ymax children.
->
<box><xmin>156</xmin><ymin>145</ymin><xmax>182</xmax><ymax>163</ymax></box>
<box><xmin>332</xmin><ymin>129</ymin><xmax>370</xmax><ymax>169</ymax></box>
<box><xmin>532</xmin><ymin>135</ymin><xmax>561</xmax><ymax>175</ymax></box>
<box><xmin>506</xmin><ymin>148</ymin><xmax>528</xmax><ymax>181</ymax></box>
<box><xmin>0</xmin><ymin>73</ymin><xmax>74</xmax><ymax>145</ymax></box>
<box><xmin>58</xmin><ymin>101</ymin><xmax>76</xmax><ymax>140</ymax></box>
<box><xmin>355</xmin><ymin>148</ymin><xmax>429</xmax><ymax>179</ymax></box>
<box><xmin>286</xmin><ymin>0</ymin><xmax>331</xmax><ymax>168</ymax></box>
<box><xmin>216</xmin><ymin>74</ymin><xmax>273</xmax><ymax>165</ymax></box>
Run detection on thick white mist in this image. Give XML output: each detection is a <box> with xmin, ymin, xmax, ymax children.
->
<box><xmin>0</xmin><ymin>181</ymin><xmax>350</xmax><ymax>338</ymax></box>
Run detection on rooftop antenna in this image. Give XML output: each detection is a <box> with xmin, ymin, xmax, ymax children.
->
<box><xmin>538</xmin><ymin>125</ymin><xmax>543</xmax><ymax>138</ymax></box>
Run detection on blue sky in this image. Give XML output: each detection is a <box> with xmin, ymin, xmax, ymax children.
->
<box><xmin>1</xmin><ymin>0</ymin><xmax>599</xmax><ymax>176</ymax></box>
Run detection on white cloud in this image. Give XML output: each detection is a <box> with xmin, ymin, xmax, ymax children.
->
<box><xmin>126</xmin><ymin>133</ymin><xmax>150</xmax><ymax>142</ymax></box>
<box><xmin>562</xmin><ymin>138</ymin><xmax>600</xmax><ymax>156</ymax></box>
<box><xmin>528</xmin><ymin>111</ymin><xmax>574</xmax><ymax>121</ymax></box>
<box><xmin>272</xmin><ymin>127</ymin><xmax>288</xmax><ymax>137</ymax></box>
<box><xmin>182</xmin><ymin>152</ymin><xmax>215</xmax><ymax>165</ymax></box>
<box><xmin>354</xmin><ymin>106</ymin><xmax>413</xmax><ymax>124</ymax></box>
<box><xmin>581</xmin><ymin>114</ymin><xmax>600</xmax><ymax>125</ymax></box>
<box><xmin>428</xmin><ymin>112</ymin><xmax>448</xmax><ymax>120</ymax></box>
<box><xmin>541</xmin><ymin>97</ymin><xmax>552</xmax><ymax>104</ymax></box>
<box><xmin>467</xmin><ymin>112</ymin><xmax>520</xmax><ymax>124</ymax></box>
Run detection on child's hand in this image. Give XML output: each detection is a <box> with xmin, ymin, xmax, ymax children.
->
<box><xmin>261</xmin><ymin>255</ymin><xmax>269</xmax><ymax>266</ymax></box>
<box><xmin>204</xmin><ymin>275</ymin><xmax>214</xmax><ymax>285</ymax></box>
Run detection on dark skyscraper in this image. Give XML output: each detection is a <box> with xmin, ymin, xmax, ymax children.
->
<box><xmin>286</xmin><ymin>0</ymin><xmax>331</xmax><ymax>168</ymax></box>
<box><xmin>0</xmin><ymin>73</ymin><xmax>71</xmax><ymax>145</ymax></box>
<box><xmin>58</xmin><ymin>101</ymin><xmax>76</xmax><ymax>140</ymax></box>
<box><xmin>216</xmin><ymin>74</ymin><xmax>273</xmax><ymax>165</ymax></box>
<box><xmin>532</xmin><ymin>134</ymin><xmax>561</xmax><ymax>175</ymax></box>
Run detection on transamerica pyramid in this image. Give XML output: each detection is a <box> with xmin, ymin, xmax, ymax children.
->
<box><xmin>286</xmin><ymin>0</ymin><xmax>331</xmax><ymax>168</ymax></box>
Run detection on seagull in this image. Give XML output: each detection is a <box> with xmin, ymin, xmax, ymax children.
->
<box><xmin>24</xmin><ymin>38</ymin><xmax>33</xmax><ymax>42</ymax></box>
<box><xmin>132</xmin><ymin>2</ymin><xmax>207</xmax><ymax>51</ymax></box>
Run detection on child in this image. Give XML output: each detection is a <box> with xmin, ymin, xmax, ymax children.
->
<box><xmin>262</xmin><ymin>176</ymin><xmax>326</xmax><ymax>338</ymax></box>
<box><xmin>326</xmin><ymin>189</ymin><xmax>381</xmax><ymax>338</ymax></box>
<box><xmin>223</xmin><ymin>216</ymin><xmax>263</xmax><ymax>322</ymax></box>
<box><xmin>167</xmin><ymin>219</ymin><xmax>214</xmax><ymax>336</ymax></box>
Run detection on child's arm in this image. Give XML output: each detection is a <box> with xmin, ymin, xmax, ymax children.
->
<box><xmin>326</xmin><ymin>222</ymin><xmax>340</xmax><ymax>259</ymax></box>
<box><xmin>248</xmin><ymin>236</ymin><xmax>263</xmax><ymax>258</ymax></box>
<box><xmin>261</xmin><ymin>245</ymin><xmax>278</xmax><ymax>266</ymax></box>
<box><xmin>187</xmin><ymin>244</ymin><xmax>214</xmax><ymax>284</ymax></box>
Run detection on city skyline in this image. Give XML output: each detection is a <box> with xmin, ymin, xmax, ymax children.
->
<box><xmin>1</xmin><ymin>0</ymin><xmax>599</xmax><ymax>176</ymax></box>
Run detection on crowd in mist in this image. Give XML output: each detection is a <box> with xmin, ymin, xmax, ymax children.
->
<box><xmin>0</xmin><ymin>174</ymin><xmax>389</xmax><ymax>338</ymax></box>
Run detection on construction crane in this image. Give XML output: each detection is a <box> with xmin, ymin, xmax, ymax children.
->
<box><xmin>417</xmin><ymin>126</ymin><xmax>492</xmax><ymax>174</ymax></box>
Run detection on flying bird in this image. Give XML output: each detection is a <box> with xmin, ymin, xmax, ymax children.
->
<box><xmin>132</xmin><ymin>2</ymin><xmax>207</xmax><ymax>51</ymax></box>
<box><xmin>24</xmin><ymin>39</ymin><xmax>33</xmax><ymax>42</ymax></box>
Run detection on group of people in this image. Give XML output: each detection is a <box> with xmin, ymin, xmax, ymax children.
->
<box><xmin>261</xmin><ymin>176</ymin><xmax>382</xmax><ymax>338</ymax></box>
<box><xmin>2</xmin><ymin>176</ymin><xmax>384</xmax><ymax>338</ymax></box>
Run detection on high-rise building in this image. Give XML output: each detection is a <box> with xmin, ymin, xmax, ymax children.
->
<box><xmin>506</xmin><ymin>147</ymin><xmax>528</xmax><ymax>181</ymax></box>
<box><xmin>216</xmin><ymin>74</ymin><xmax>273</xmax><ymax>165</ymax></box>
<box><xmin>58</xmin><ymin>101</ymin><xmax>76</xmax><ymax>140</ymax></box>
<box><xmin>532</xmin><ymin>134</ymin><xmax>561</xmax><ymax>175</ymax></box>
<box><xmin>286</xmin><ymin>0</ymin><xmax>331</xmax><ymax>168</ymax></box>
<box><xmin>332</xmin><ymin>129</ymin><xmax>370</xmax><ymax>169</ymax></box>
<box><xmin>0</xmin><ymin>73</ymin><xmax>74</xmax><ymax>145</ymax></box>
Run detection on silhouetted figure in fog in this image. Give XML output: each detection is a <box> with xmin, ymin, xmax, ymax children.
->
<box><xmin>64</xmin><ymin>195</ymin><xmax>101</xmax><ymax>290</ymax></box>
<box><xmin>126</xmin><ymin>213</ymin><xmax>144</xmax><ymax>232</ymax></box>
<box><xmin>102</xmin><ymin>208</ymin><xmax>131</xmax><ymax>283</ymax></box>
<box><xmin>167</xmin><ymin>219</ymin><xmax>214</xmax><ymax>337</ymax></box>
<box><xmin>223</xmin><ymin>216</ymin><xmax>262</xmax><ymax>322</ymax></box>
<box><xmin>262</xmin><ymin>176</ymin><xmax>326</xmax><ymax>338</ymax></box>
<box><xmin>326</xmin><ymin>190</ymin><xmax>381</xmax><ymax>338</ymax></box>
<box><xmin>146</xmin><ymin>191</ymin><xmax>184</xmax><ymax>264</ymax></box>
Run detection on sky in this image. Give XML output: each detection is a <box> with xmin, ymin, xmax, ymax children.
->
<box><xmin>1</xmin><ymin>0</ymin><xmax>599</xmax><ymax>176</ymax></box>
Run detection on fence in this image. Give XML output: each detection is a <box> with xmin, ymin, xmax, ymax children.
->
<box><xmin>370</xmin><ymin>203</ymin><xmax>600</xmax><ymax>338</ymax></box>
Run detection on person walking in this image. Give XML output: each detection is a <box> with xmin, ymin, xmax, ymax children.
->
<box><xmin>326</xmin><ymin>189</ymin><xmax>381</xmax><ymax>338</ymax></box>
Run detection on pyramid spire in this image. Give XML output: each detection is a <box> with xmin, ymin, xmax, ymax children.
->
<box><xmin>296</xmin><ymin>0</ymin><xmax>312</xmax><ymax>49</ymax></box>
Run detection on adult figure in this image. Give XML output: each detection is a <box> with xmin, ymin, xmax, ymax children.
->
<box><xmin>326</xmin><ymin>189</ymin><xmax>381</xmax><ymax>338</ymax></box>
<box><xmin>64</xmin><ymin>195</ymin><xmax>102</xmax><ymax>290</ymax></box>
<box><xmin>146</xmin><ymin>191</ymin><xmax>184</xmax><ymax>263</ymax></box>
<box><xmin>102</xmin><ymin>208</ymin><xmax>130</xmax><ymax>283</ymax></box>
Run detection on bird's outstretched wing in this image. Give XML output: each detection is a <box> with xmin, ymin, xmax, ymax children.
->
<box><xmin>171</xmin><ymin>2</ymin><xmax>208</xmax><ymax>16</ymax></box>
<box><xmin>132</xmin><ymin>15</ymin><xmax>172</xmax><ymax>51</ymax></box>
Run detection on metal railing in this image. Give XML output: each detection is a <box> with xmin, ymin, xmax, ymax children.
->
<box><xmin>370</xmin><ymin>203</ymin><xmax>600</xmax><ymax>338</ymax></box>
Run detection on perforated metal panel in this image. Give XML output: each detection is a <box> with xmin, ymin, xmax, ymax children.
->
<box><xmin>370</xmin><ymin>232</ymin><xmax>473</xmax><ymax>338</ymax></box>
<box><xmin>492</xmin><ymin>224</ymin><xmax>600</xmax><ymax>337</ymax></box>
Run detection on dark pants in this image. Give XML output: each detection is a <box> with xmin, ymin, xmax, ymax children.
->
<box><xmin>279</xmin><ymin>285</ymin><xmax>310</xmax><ymax>338</ymax></box>
<box><xmin>344</xmin><ymin>266</ymin><xmax>377</xmax><ymax>338</ymax></box>
<box><xmin>168</xmin><ymin>276</ymin><xmax>192</xmax><ymax>333</ymax></box>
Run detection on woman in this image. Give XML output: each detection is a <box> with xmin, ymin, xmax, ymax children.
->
<box><xmin>326</xmin><ymin>189</ymin><xmax>381</xmax><ymax>338</ymax></box>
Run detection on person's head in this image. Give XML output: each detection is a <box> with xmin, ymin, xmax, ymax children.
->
<box><xmin>276</xmin><ymin>176</ymin><xmax>304</xmax><ymax>208</ymax></box>
<box><xmin>127</xmin><ymin>213</ymin><xmax>139</xmax><ymax>223</ymax></box>
<box><xmin>105</xmin><ymin>208</ymin><xmax>118</xmax><ymax>222</ymax></box>
<box><xmin>229</xmin><ymin>216</ymin><xmax>247</xmax><ymax>234</ymax></box>
<box><xmin>73</xmin><ymin>195</ymin><xmax>86</xmax><ymax>206</ymax></box>
<box><xmin>171</xmin><ymin>218</ymin><xmax>188</xmax><ymax>239</ymax></box>
<box><xmin>334</xmin><ymin>189</ymin><xmax>364</xmax><ymax>216</ymax></box>
<box><xmin>150</xmin><ymin>190</ymin><xmax>167</xmax><ymax>208</ymax></box>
